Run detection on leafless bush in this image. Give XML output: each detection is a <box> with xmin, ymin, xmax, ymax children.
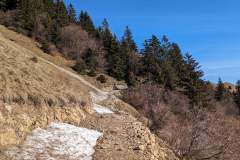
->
<box><xmin>122</xmin><ymin>84</ymin><xmax>240</xmax><ymax>159</ymax></box>
<box><xmin>30</xmin><ymin>56</ymin><xmax>38</xmax><ymax>63</ymax></box>
<box><xmin>59</xmin><ymin>25</ymin><xmax>106</xmax><ymax>71</ymax></box>
<box><xmin>122</xmin><ymin>84</ymin><xmax>189</xmax><ymax>129</ymax></box>
<box><xmin>80</xmin><ymin>101</ymin><xmax>87</xmax><ymax>107</ymax></box>
<box><xmin>27</xmin><ymin>94</ymin><xmax>43</xmax><ymax>106</ymax></box>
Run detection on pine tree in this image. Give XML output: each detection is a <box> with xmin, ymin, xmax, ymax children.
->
<box><xmin>54</xmin><ymin>0</ymin><xmax>69</xmax><ymax>27</ymax></box>
<box><xmin>5</xmin><ymin>0</ymin><xmax>17</xmax><ymax>10</ymax></box>
<box><xmin>161</xmin><ymin>35</ymin><xmax>171</xmax><ymax>60</ymax></box>
<box><xmin>16</xmin><ymin>0</ymin><xmax>33</xmax><ymax>34</ymax></box>
<box><xmin>234</xmin><ymin>80</ymin><xmax>240</xmax><ymax>114</ymax></box>
<box><xmin>107</xmin><ymin>36</ymin><xmax>125</xmax><ymax>80</ymax></box>
<box><xmin>100</xmin><ymin>18</ymin><xmax>112</xmax><ymax>47</ymax></box>
<box><xmin>67</xmin><ymin>3</ymin><xmax>76</xmax><ymax>23</ymax></box>
<box><xmin>44</xmin><ymin>0</ymin><xmax>55</xmax><ymax>16</ymax></box>
<box><xmin>99</xmin><ymin>19</ymin><xmax>125</xmax><ymax>80</ymax></box>
<box><xmin>79</xmin><ymin>11</ymin><xmax>96</xmax><ymax>36</ymax></box>
<box><xmin>101</xmin><ymin>18</ymin><xmax>109</xmax><ymax>31</ymax></box>
<box><xmin>82</xmin><ymin>48</ymin><xmax>97</xmax><ymax>71</ymax></box>
<box><xmin>0</xmin><ymin>0</ymin><xmax>6</xmax><ymax>11</ymax></box>
<box><xmin>72</xmin><ymin>58</ymin><xmax>87</xmax><ymax>75</ymax></box>
<box><xmin>182</xmin><ymin>53</ymin><xmax>204</xmax><ymax>106</ymax></box>
<box><xmin>121</xmin><ymin>26</ymin><xmax>138</xmax><ymax>85</ymax></box>
<box><xmin>122</xmin><ymin>26</ymin><xmax>137</xmax><ymax>52</ymax></box>
<box><xmin>162</xmin><ymin>61</ymin><xmax>178</xmax><ymax>90</ymax></box>
<box><xmin>215</xmin><ymin>78</ymin><xmax>225</xmax><ymax>101</ymax></box>
<box><xmin>167</xmin><ymin>43</ymin><xmax>185</xmax><ymax>85</ymax></box>
<box><xmin>142</xmin><ymin>35</ymin><xmax>162</xmax><ymax>83</ymax></box>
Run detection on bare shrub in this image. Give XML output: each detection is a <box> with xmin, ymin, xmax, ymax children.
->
<box><xmin>122</xmin><ymin>84</ymin><xmax>240</xmax><ymax>159</ymax></box>
<box><xmin>80</xmin><ymin>101</ymin><xmax>87</xmax><ymax>107</ymax></box>
<box><xmin>27</xmin><ymin>94</ymin><xmax>42</xmax><ymax>106</ymax></box>
<box><xmin>96</xmin><ymin>75</ymin><xmax>107</xmax><ymax>83</ymax></box>
<box><xmin>59</xmin><ymin>25</ymin><xmax>106</xmax><ymax>71</ymax></box>
<box><xmin>122</xmin><ymin>84</ymin><xmax>188</xmax><ymax>115</ymax></box>
<box><xmin>30</xmin><ymin>56</ymin><xmax>38</xmax><ymax>63</ymax></box>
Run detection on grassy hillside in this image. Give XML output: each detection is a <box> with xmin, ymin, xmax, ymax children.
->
<box><xmin>0</xmin><ymin>26</ymin><xmax>97</xmax><ymax>149</ymax></box>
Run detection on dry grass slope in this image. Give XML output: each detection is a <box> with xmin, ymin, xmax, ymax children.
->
<box><xmin>0</xmin><ymin>27</ymin><xmax>97</xmax><ymax>149</ymax></box>
<box><xmin>0</xmin><ymin>31</ymin><xmax>92</xmax><ymax>108</ymax></box>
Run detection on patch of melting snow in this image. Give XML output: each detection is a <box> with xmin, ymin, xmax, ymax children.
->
<box><xmin>93</xmin><ymin>103</ymin><xmax>114</xmax><ymax>114</ymax></box>
<box><xmin>5</xmin><ymin>123</ymin><xmax>103</xmax><ymax>160</ymax></box>
<box><xmin>90</xmin><ymin>91</ymin><xmax>108</xmax><ymax>103</ymax></box>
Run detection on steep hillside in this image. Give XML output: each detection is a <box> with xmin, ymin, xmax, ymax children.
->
<box><xmin>0</xmin><ymin>26</ymin><xmax>178</xmax><ymax>159</ymax></box>
<box><xmin>0</xmin><ymin>28</ymin><xmax>95</xmax><ymax>148</ymax></box>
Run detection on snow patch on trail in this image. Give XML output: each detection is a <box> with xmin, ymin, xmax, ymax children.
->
<box><xmin>90</xmin><ymin>91</ymin><xmax>108</xmax><ymax>103</ymax></box>
<box><xmin>5</xmin><ymin>123</ymin><xmax>102</xmax><ymax>160</ymax></box>
<box><xmin>93</xmin><ymin>103</ymin><xmax>114</xmax><ymax>114</ymax></box>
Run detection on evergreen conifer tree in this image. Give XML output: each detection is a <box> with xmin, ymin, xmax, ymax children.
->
<box><xmin>167</xmin><ymin>43</ymin><xmax>185</xmax><ymax>85</ymax></box>
<box><xmin>107</xmin><ymin>36</ymin><xmax>125</xmax><ymax>80</ymax></box>
<box><xmin>5</xmin><ymin>0</ymin><xmax>17</xmax><ymax>10</ymax></box>
<box><xmin>215</xmin><ymin>78</ymin><xmax>225</xmax><ymax>101</ymax></box>
<box><xmin>79</xmin><ymin>11</ymin><xmax>96</xmax><ymax>36</ymax></box>
<box><xmin>99</xmin><ymin>19</ymin><xmax>125</xmax><ymax>80</ymax></box>
<box><xmin>0</xmin><ymin>0</ymin><xmax>6</xmax><ymax>11</ymax></box>
<box><xmin>122</xmin><ymin>26</ymin><xmax>137</xmax><ymax>52</ymax></box>
<box><xmin>120</xmin><ymin>26</ymin><xmax>138</xmax><ymax>85</ymax></box>
<box><xmin>162</xmin><ymin>61</ymin><xmax>178</xmax><ymax>90</ymax></box>
<box><xmin>234</xmin><ymin>80</ymin><xmax>240</xmax><ymax>114</ymax></box>
<box><xmin>83</xmin><ymin>48</ymin><xmax>97</xmax><ymax>71</ymax></box>
<box><xmin>182</xmin><ymin>53</ymin><xmax>204</xmax><ymax>106</ymax></box>
<box><xmin>67</xmin><ymin>3</ymin><xmax>76</xmax><ymax>23</ymax></box>
<box><xmin>142</xmin><ymin>35</ymin><xmax>162</xmax><ymax>83</ymax></box>
<box><xmin>54</xmin><ymin>0</ymin><xmax>69</xmax><ymax>27</ymax></box>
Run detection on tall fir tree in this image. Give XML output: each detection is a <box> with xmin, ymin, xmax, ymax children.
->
<box><xmin>54</xmin><ymin>0</ymin><xmax>69</xmax><ymax>27</ymax></box>
<box><xmin>16</xmin><ymin>0</ymin><xmax>34</xmax><ymax>34</ymax></box>
<box><xmin>82</xmin><ymin>48</ymin><xmax>97</xmax><ymax>71</ymax></box>
<box><xmin>215</xmin><ymin>78</ymin><xmax>225</xmax><ymax>101</ymax></box>
<box><xmin>5</xmin><ymin>0</ymin><xmax>17</xmax><ymax>10</ymax></box>
<box><xmin>121</xmin><ymin>26</ymin><xmax>137</xmax><ymax>52</ymax></box>
<box><xmin>234</xmin><ymin>80</ymin><xmax>240</xmax><ymax>115</ymax></box>
<box><xmin>107</xmin><ymin>35</ymin><xmax>125</xmax><ymax>80</ymax></box>
<box><xmin>182</xmin><ymin>53</ymin><xmax>205</xmax><ymax>106</ymax></box>
<box><xmin>121</xmin><ymin>26</ymin><xmax>138</xmax><ymax>85</ymax></box>
<box><xmin>99</xmin><ymin>19</ymin><xmax>125</xmax><ymax>80</ymax></box>
<box><xmin>0</xmin><ymin>0</ymin><xmax>6</xmax><ymax>11</ymax></box>
<box><xmin>167</xmin><ymin>43</ymin><xmax>185</xmax><ymax>85</ymax></box>
<box><xmin>142</xmin><ymin>35</ymin><xmax>162</xmax><ymax>83</ymax></box>
<box><xmin>67</xmin><ymin>3</ymin><xmax>76</xmax><ymax>23</ymax></box>
<box><xmin>161</xmin><ymin>61</ymin><xmax>178</xmax><ymax>90</ymax></box>
<box><xmin>48</xmin><ymin>0</ymin><xmax>68</xmax><ymax>43</ymax></box>
<box><xmin>79</xmin><ymin>11</ymin><xmax>96</xmax><ymax>36</ymax></box>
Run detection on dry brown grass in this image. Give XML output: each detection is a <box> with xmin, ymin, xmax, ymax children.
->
<box><xmin>0</xmin><ymin>31</ymin><xmax>91</xmax><ymax>108</ymax></box>
<box><xmin>0</xmin><ymin>25</ymin><xmax>74</xmax><ymax>68</ymax></box>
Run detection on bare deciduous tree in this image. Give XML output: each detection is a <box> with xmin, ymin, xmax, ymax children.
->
<box><xmin>59</xmin><ymin>24</ymin><xmax>106</xmax><ymax>71</ymax></box>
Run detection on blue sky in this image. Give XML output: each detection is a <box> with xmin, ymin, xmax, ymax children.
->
<box><xmin>64</xmin><ymin>0</ymin><xmax>240</xmax><ymax>83</ymax></box>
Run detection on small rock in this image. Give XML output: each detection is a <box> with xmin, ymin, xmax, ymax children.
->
<box><xmin>114</xmin><ymin>84</ymin><xmax>128</xmax><ymax>90</ymax></box>
<box><xmin>133</xmin><ymin>145</ymin><xmax>145</xmax><ymax>151</ymax></box>
<box><xmin>117</xmin><ymin>147</ymin><xmax>123</xmax><ymax>151</ymax></box>
<box><xmin>5</xmin><ymin>104</ymin><xmax>12</xmax><ymax>112</ymax></box>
